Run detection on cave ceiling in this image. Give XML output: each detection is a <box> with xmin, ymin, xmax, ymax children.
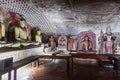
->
<box><xmin>0</xmin><ymin>0</ymin><xmax>120</xmax><ymax>35</ymax></box>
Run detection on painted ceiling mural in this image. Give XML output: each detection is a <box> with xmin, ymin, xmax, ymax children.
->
<box><xmin>0</xmin><ymin>0</ymin><xmax>120</xmax><ymax>35</ymax></box>
<box><xmin>0</xmin><ymin>0</ymin><xmax>55</xmax><ymax>33</ymax></box>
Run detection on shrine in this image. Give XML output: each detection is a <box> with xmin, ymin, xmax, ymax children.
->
<box><xmin>58</xmin><ymin>35</ymin><xmax>68</xmax><ymax>50</ymax></box>
<box><xmin>77</xmin><ymin>31</ymin><xmax>96</xmax><ymax>51</ymax></box>
<box><xmin>0</xmin><ymin>0</ymin><xmax>120</xmax><ymax>80</ymax></box>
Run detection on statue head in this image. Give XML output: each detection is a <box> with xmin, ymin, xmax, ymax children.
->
<box><xmin>50</xmin><ymin>36</ymin><xmax>54</xmax><ymax>39</ymax></box>
<box><xmin>20</xmin><ymin>17</ymin><xmax>26</xmax><ymax>28</ymax></box>
<box><xmin>37</xmin><ymin>30</ymin><xmax>41</xmax><ymax>35</ymax></box>
<box><xmin>106</xmin><ymin>26</ymin><xmax>111</xmax><ymax>35</ymax></box>
<box><xmin>84</xmin><ymin>34</ymin><xmax>89</xmax><ymax>41</ymax></box>
<box><xmin>70</xmin><ymin>36</ymin><xmax>73</xmax><ymax>39</ymax></box>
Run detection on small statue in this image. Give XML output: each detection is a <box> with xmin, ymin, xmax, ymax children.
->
<box><xmin>81</xmin><ymin>35</ymin><xmax>92</xmax><ymax>51</ymax></box>
<box><xmin>98</xmin><ymin>30</ymin><xmax>103</xmax><ymax>54</ymax></box>
<box><xmin>49</xmin><ymin>36</ymin><xmax>56</xmax><ymax>50</ymax></box>
<box><xmin>35</xmin><ymin>30</ymin><xmax>42</xmax><ymax>44</ymax></box>
<box><xmin>68</xmin><ymin>36</ymin><xmax>74</xmax><ymax>50</ymax></box>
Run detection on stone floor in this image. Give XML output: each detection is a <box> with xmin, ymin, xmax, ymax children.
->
<box><xmin>31</xmin><ymin>59</ymin><xmax>118</xmax><ymax>80</ymax></box>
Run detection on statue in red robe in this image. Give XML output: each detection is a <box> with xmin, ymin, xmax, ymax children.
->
<box><xmin>49</xmin><ymin>36</ymin><xmax>55</xmax><ymax>50</ymax></box>
<box><xmin>68</xmin><ymin>36</ymin><xmax>74</xmax><ymax>50</ymax></box>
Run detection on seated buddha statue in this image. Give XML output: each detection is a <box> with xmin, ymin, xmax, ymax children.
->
<box><xmin>15</xmin><ymin>18</ymin><xmax>28</xmax><ymax>41</ymax></box>
<box><xmin>35</xmin><ymin>30</ymin><xmax>42</xmax><ymax>44</ymax></box>
<box><xmin>81</xmin><ymin>35</ymin><xmax>92</xmax><ymax>51</ymax></box>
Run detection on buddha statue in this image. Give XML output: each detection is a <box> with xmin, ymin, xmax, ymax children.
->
<box><xmin>35</xmin><ymin>30</ymin><xmax>42</xmax><ymax>44</ymax></box>
<box><xmin>81</xmin><ymin>35</ymin><xmax>92</xmax><ymax>51</ymax></box>
<box><xmin>0</xmin><ymin>10</ymin><xmax>5</xmax><ymax>41</ymax></box>
<box><xmin>15</xmin><ymin>17</ymin><xmax>28</xmax><ymax>41</ymax></box>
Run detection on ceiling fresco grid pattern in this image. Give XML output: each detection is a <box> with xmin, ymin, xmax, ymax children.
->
<box><xmin>0</xmin><ymin>0</ymin><xmax>55</xmax><ymax>33</ymax></box>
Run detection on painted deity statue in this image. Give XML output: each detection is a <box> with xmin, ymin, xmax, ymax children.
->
<box><xmin>49</xmin><ymin>36</ymin><xmax>56</xmax><ymax>50</ymax></box>
<box><xmin>102</xmin><ymin>26</ymin><xmax>116</xmax><ymax>54</ymax></box>
<box><xmin>68</xmin><ymin>36</ymin><xmax>74</xmax><ymax>50</ymax></box>
<box><xmin>81</xmin><ymin>35</ymin><xmax>92</xmax><ymax>51</ymax></box>
<box><xmin>49</xmin><ymin>36</ymin><xmax>54</xmax><ymax>48</ymax></box>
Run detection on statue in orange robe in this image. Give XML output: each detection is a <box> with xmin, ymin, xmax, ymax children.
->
<box><xmin>49</xmin><ymin>36</ymin><xmax>55</xmax><ymax>48</ymax></box>
<box><xmin>69</xmin><ymin>36</ymin><xmax>74</xmax><ymax>50</ymax></box>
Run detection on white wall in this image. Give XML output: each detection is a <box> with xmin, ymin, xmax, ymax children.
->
<box><xmin>0</xmin><ymin>47</ymin><xmax>44</xmax><ymax>62</ymax></box>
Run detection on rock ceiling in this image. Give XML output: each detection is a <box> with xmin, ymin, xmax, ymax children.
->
<box><xmin>0</xmin><ymin>0</ymin><xmax>120</xmax><ymax>35</ymax></box>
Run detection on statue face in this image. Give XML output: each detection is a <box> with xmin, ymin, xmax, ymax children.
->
<box><xmin>107</xmin><ymin>36</ymin><xmax>111</xmax><ymax>41</ymax></box>
<box><xmin>20</xmin><ymin>20</ymin><xmax>26</xmax><ymax>28</ymax></box>
<box><xmin>51</xmin><ymin>36</ymin><xmax>53</xmax><ymax>38</ymax></box>
<box><xmin>84</xmin><ymin>36</ymin><xmax>89</xmax><ymax>41</ymax></box>
<box><xmin>70</xmin><ymin>36</ymin><xmax>73</xmax><ymax>39</ymax></box>
<box><xmin>37</xmin><ymin>31</ymin><xmax>41</xmax><ymax>35</ymax></box>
